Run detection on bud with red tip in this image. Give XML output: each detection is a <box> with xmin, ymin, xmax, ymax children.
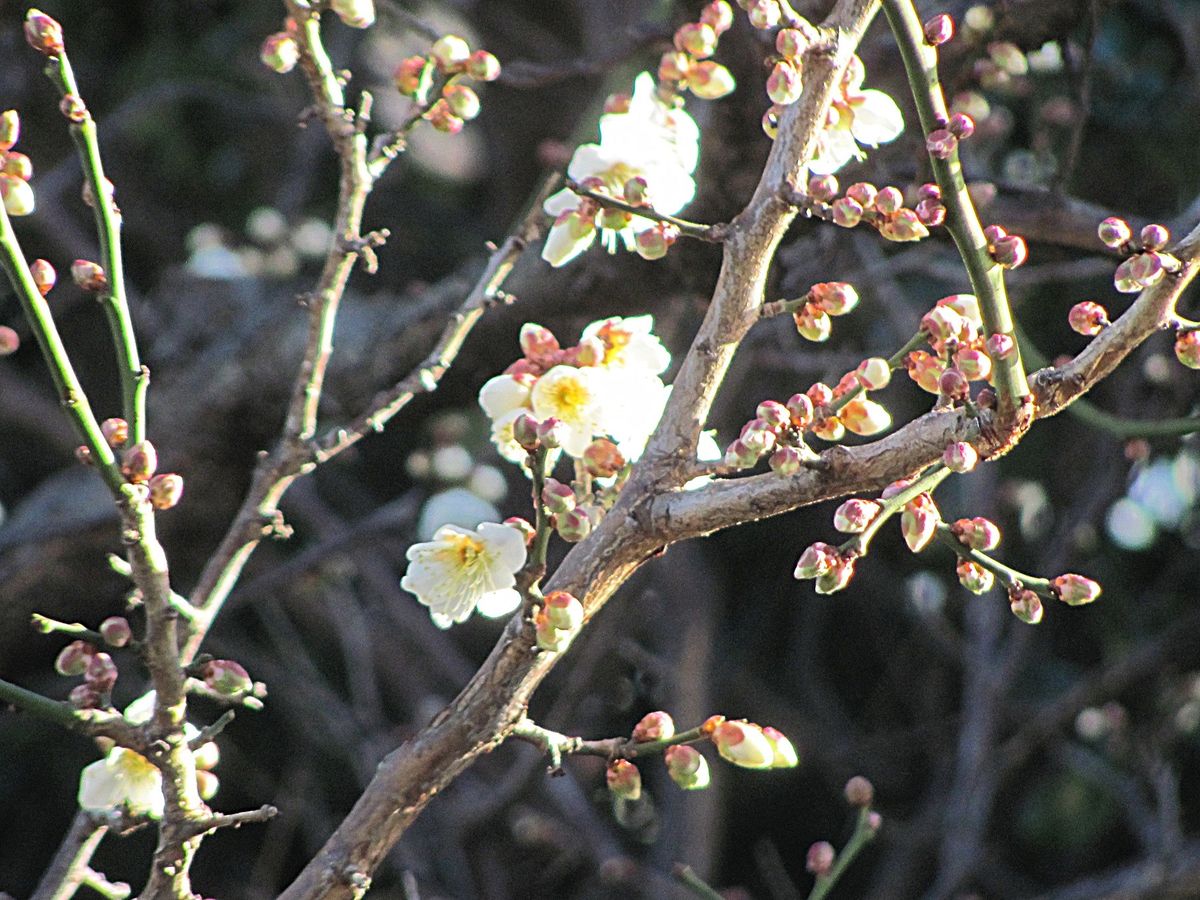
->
<box><xmin>99</xmin><ymin>616</ymin><xmax>132</xmax><ymax>648</ymax></box>
<box><xmin>951</xmin><ymin>516</ymin><xmax>1000</xmax><ymax>551</ymax></box>
<box><xmin>544</xmin><ymin>590</ymin><xmax>583</xmax><ymax>631</ymax></box>
<box><xmin>149</xmin><ymin>473</ymin><xmax>184</xmax><ymax>510</ymax></box>
<box><xmin>260</xmin><ymin>32</ymin><xmax>299</xmax><ymax>73</ymax></box>
<box><xmin>879</xmin><ymin>209</ymin><xmax>930</xmax><ymax>243</ymax></box>
<box><xmin>808</xmin><ymin>174</ymin><xmax>838</xmax><ymax>203</ymax></box>
<box><xmin>583</xmin><ymin>438</ymin><xmax>625</xmax><ymax>478</ymax></box>
<box><xmin>943</xmin><ymin>441</ymin><xmax>978</xmax><ymax>473</ymax></box>
<box><xmin>541</xmin><ymin>478</ymin><xmax>576</xmax><ymax>515</ymax></box>
<box><xmin>1097</xmin><ymin>216</ymin><xmax>1131</xmax><ymax>249</ymax></box>
<box><xmin>55</xmin><ymin>639</ymin><xmax>95</xmax><ymax>676</ymax></box>
<box><xmin>689</xmin><ymin>60</ymin><xmax>736</xmax><ymax>99</ymax></box>
<box><xmin>956</xmin><ymin>559</ymin><xmax>994</xmax><ymax>594</ymax></box>
<box><xmin>1009</xmin><ymin>587</ymin><xmax>1044</xmax><ymax>624</ymax></box>
<box><xmin>660</xmin><ymin>50</ymin><xmax>692</xmax><ymax>85</ymax></box>
<box><xmin>25</xmin><ymin>10</ymin><xmax>64</xmax><ymax>57</ymax></box>
<box><xmin>1176</xmin><ymin>331</ymin><xmax>1200</xmax><ymax>369</ymax></box>
<box><xmin>84</xmin><ymin>652</ymin><xmax>117</xmax><ymax>693</ymax></box>
<box><xmin>121</xmin><ymin>440</ymin><xmax>157</xmax><ymax>483</ymax></box>
<box><xmin>30</xmin><ymin>259</ymin><xmax>55</xmax><ymax>296</ymax></box>
<box><xmin>767</xmin><ymin>61</ymin><xmax>803</xmax><ymax>106</ymax></box>
<box><xmin>948</xmin><ymin>113</ymin><xmax>975</xmax><ymax>139</ymax></box>
<box><xmin>635</xmin><ymin>223</ymin><xmax>677</xmax><ymax>260</ymax></box>
<box><xmin>425</xmin><ymin>99</ymin><xmax>464</xmax><ymax>134</ymax></box>
<box><xmin>0</xmin><ymin>151</ymin><xmax>30</xmax><ymax>183</ymax></box>
<box><xmin>763</xmin><ymin>726</ymin><xmax>799</xmax><ymax>767</ymax></box>
<box><xmin>794</xmin><ymin>305</ymin><xmax>832</xmax><ymax>342</ymax></box>
<box><xmin>675</xmin><ymin>22</ymin><xmax>718</xmax><ymax>58</ymax></box>
<box><xmin>59</xmin><ymin>94</ymin><xmax>86</xmax><ymax>123</ymax></box>
<box><xmin>466</xmin><ymin>49</ymin><xmax>501</xmax><ymax>82</ymax></box>
<box><xmin>986</xmin><ymin>333</ymin><xmax>1016</xmax><ymax>361</ymax></box>
<box><xmin>831</xmin><ymin>196</ymin><xmax>863</xmax><ymax>228</ymax></box>
<box><xmin>101</xmin><ymin>417</ymin><xmax>128</xmax><ymax>448</ymax></box>
<box><xmin>810</xmin><ymin>415</ymin><xmax>845</xmax><ymax>443</ymax></box>
<box><xmin>924</xmin><ymin>14</ymin><xmax>954</xmax><ymax>45</ymax></box>
<box><xmin>768</xmin><ymin>446</ymin><xmax>802</xmax><ymax>475</ymax></box>
<box><xmin>632</xmin><ymin>711</ymin><xmax>675</xmax><ymax>743</ymax></box>
<box><xmin>855</xmin><ymin>357</ymin><xmax>891</xmax><ymax>390</ymax></box>
<box><xmin>204</xmin><ymin>659</ymin><xmax>253</xmax><ymax>695</ymax></box>
<box><xmin>712</xmin><ymin>720</ymin><xmax>774</xmax><ymax>769</ymax></box>
<box><xmin>69</xmin><ymin>684</ymin><xmax>101</xmax><ymax>709</ymax></box>
<box><xmin>505</xmin><ymin>516</ymin><xmax>536</xmax><ymax>545</ymax></box>
<box><xmin>814</xmin><ymin>554</ymin><xmax>855</xmax><ymax>594</ymax></box>
<box><xmin>555</xmin><ymin>507</ymin><xmax>592</xmax><ymax>542</ymax></box>
<box><xmin>330</xmin><ymin>0</ymin><xmax>376</xmax><ymax>28</ymax></box>
<box><xmin>795</xmin><ymin>542</ymin><xmax>837</xmax><ymax>579</ymax></box>
<box><xmin>0</xmin><ymin>326</ymin><xmax>17</xmax><ymax>356</ymax></box>
<box><xmin>701</xmin><ymin>1</ymin><xmax>734</xmax><ymax>35</ymax></box>
<box><xmin>811</xmin><ymin>282</ymin><xmax>859</xmax><ymax>317</ymax></box>
<box><xmin>873</xmin><ymin>186</ymin><xmax>903</xmax><ymax>216</ymax></box>
<box><xmin>954</xmin><ymin>347</ymin><xmax>991</xmax><ymax>381</ymax></box>
<box><xmin>393</xmin><ymin>56</ymin><xmax>432</xmax><ymax>97</ymax></box>
<box><xmin>1052</xmin><ymin>573</ymin><xmax>1101</xmax><ymax>606</ymax></box>
<box><xmin>807</xmin><ymin>841</ymin><xmax>836</xmax><ymax>876</ymax></box>
<box><xmin>991</xmin><ymin>234</ymin><xmax>1028</xmax><ymax>269</ymax></box>
<box><xmin>916</xmin><ymin>197</ymin><xmax>946</xmax><ymax>226</ymax></box>
<box><xmin>665</xmin><ymin>745</ymin><xmax>711</xmax><ymax>790</ymax></box>
<box><xmin>926</xmin><ymin>128</ymin><xmax>957</xmax><ymax>160</ymax></box>
<box><xmin>1140</xmin><ymin>223</ymin><xmax>1169</xmax><ymax>251</ymax></box>
<box><xmin>606</xmin><ymin>759</ymin><xmax>642</xmax><ymax>800</ymax></box>
<box><xmin>70</xmin><ymin>259</ymin><xmax>107</xmax><ymax>292</ymax></box>
<box><xmin>0</xmin><ymin>110</ymin><xmax>19</xmax><ymax>151</ymax></box>
<box><xmin>901</xmin><ymin>503</ymin><xmax>938</xmax><ymax>552</ymax></box>
<box><xmin>1068</xmin><ymin>301</ymin><xmax>1109</xmax><ymax>336</ymax></box>
<box><xmin>786</xmin><ymin>392</ymin><xmax>814</xmax><ymax>428</ymax></box>
<box><xmin>840</xmin><ymin>398</ymin><xmax>891</xmax><ymax>436</ymax></box>
<box><xmin>834</xmin><ymin>498</ymin><xmax>879</xmax><ymax>533</ymax></box>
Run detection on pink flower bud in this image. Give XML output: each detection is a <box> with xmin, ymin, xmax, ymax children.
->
<box><xmin>330</xmin><ymin>0</ymin><xmax>375</xmax><ymax>28</ymax></box>
<box><xmin>986</xmin><ymin>333</ymin><xmax>1016</xmax><ymax>361</ymax></box>
<box><xmin>466</xmin><ymin>50</ymin><xmax>501</xmax><ymax>82</ymax></box>
<box><xmin>810</xmin><ymin>415</ymin><xmax>845</xmax><ymax>442</ymax></box>
<box><xmin>762</xmin><ymin>726</ymin><xmax>799</xmax><ymax>767</ymax></box>
<box><xmin>1009</xmin><ymin>588</ymin><xmax>1043</xmax><ymax>624</ymax></box>
<box><xmin>951</xmin><ymin>516</ymin><xmax>1001</xmax><ymax>551</ymax></box>
<box><xmin>923</xmin><ymin>14</ymin><xmax>954</xmax><ymax>45</ymax></box>
<box><xmin>831</xmin><ymin>196</ymin><xmax>863</xmax><ymax>228</ymax></box>
<box><xmin>1140</xmin><ymin>223</ymin><xmax>1170</xmax><ymax>251</ymax></box>
<box><xmin>1052</xmin><ymin>573</ymin><xmax>1101</xmax><ymax>606</ymax></box>
<box><xmin>3</xmin><ymin>151</ymin><xmax>32</xmax><ymax>182</ymax></box>
<box><xmin>807</xmin><ymin>841</ymin><xmax>836</xmax><ymax>876</ymax></box>
<box><xmin>665</xmin><ymin>745</ymin><xmax>711</xmax><ymax>790</ymax></box>
<box><xmin>953</xmin><ymin>348</ymin><xmax>990</xmax><ymax>381</ymax></box>
<box><xmin>844</xmin><ymin>775</ymin><xmax>874</xmax><ymax>807</ymax></box>
<box><xmin>810</xmin><ymin>281</ymin><xmax>859</xmax><ymax>316</ymax></box>
<box><xmin>722</xmin><ymin>438</ymin><xmax>759</xmax><ymax>469</ymax></box>
<box><xmin>149</xmin><ymin>473</ymin><xmax>184</xmax><ymax>510</ymax></box>
<box><xmin>938</xmin><ymin>367</ymin><xmax>970</xmax><ymax>401</ymax></box>
<box><xmin>425</xmin><ymin>99</ymin><xmax>464</xmax><ymax>134</ymax></box>
<box><xmin>260</xmin><ymin>32</ymin><xmax>300</xmax><ymax>73</ymax></box>
<box><xmin>70</xmin><ymin>259</ymin><xmax>107</xmax><ymax>292</ymax></box>
<box><xmin>511</xmin><ymin>412</ymin><xmax>541</xmax><ymax>451</ymax></box>
<box><xmin>833</xmin><ymin>498</ymin><xmax>879</xmax><ymax>533</ymax></box>
<box><xmin>793</xmin><ymin>305</ymin><xmax>832</xmax><ymax>342</ymax></box>
<box><xmin>59</xmin><ymin>94</ymin><xmax>86</xmax><ymax>123</ymax></box>
<box><xmin>30</xmin><ymin>259</ymin><xmax>55</xmax><ymax>296</ymax></box>
<box><xmin>786</xmin><ymin>392</ymin><xmax>814</xmax><ymax>428</ymax></box>
<box><xmin>768</xmin><ymin>446</ymin><xmax>803</xmax><ymax>476</ymax></box>
<box><xmin>926</xmin><ymin>128</ymin><xmax>958</xmax><ymax>159</ymax></box>
<box><xmin>794</xmin><ymin>542</ymin><xmax>837</xmax><ymax>579</ymax></box>
<box><xmin>24</xmin><ymin>9</ymin><xmax>64</xmax><ymax>57</ymax></box>
<box><xmin>713</xmin><ymin>720</ymin><xmax>775</xmax><ymax>768</ymax></box>
<box><xmin>542</xmin><ymin>478</ymin><xmax>576</xmax><ymax>515</ymax></box>
<box><xmin>606</xmin><ymin>759</ymin><xmax>642</xmax><ymax>800</ymax></box>
<box><xmin>991</xmin><ymin>234</ymin><xmax>1028</xmax><ymax>269</ymax></box>
<box><xmin>504</xmin><ymin>516</ymin><xmax>536</xmax><ymax>545</ymax></box>
<box><xmin>555</xmin><ymin>507</ymin><xmax>592</xmax><ymax>543</ymax></box>
<box><xmin>534</xmin><ymin>608</ymin><xmax>570</xmax><ymax>652</ymax></box>
<box><xmin>840</xmin><ymin>398</ymin><xmax>891</xmax><ymax>436</ymax></box>
<box><xmin>622</xmin><ymin>176</ymin><xmax>650</xmax><ymax>207</ymax></box>
<box><xmin>69</xmin><ymin>684</ymin><xmax>101</xmax><ymax>709</ymax></box>
<box><xmin>943</xmin><ymin>441</ymin><xmax>979</xmax><ymax>473</ymax></box>
<box><xmin>101</xmin><ymin>417</ymin><xmax>128</xmax><ymax>448</ymax></box>
<box><xmin>55</xmin><ymin>639</ymin><xmax>95</xmax><ymax>676</ymax></box>
<box><xmin>675</xmin><ymin>22</ymin><xmax>718</xmax><ymax>59</ymax></box>
<box><xmin>635</xmin><ymin>225</ymin><xmax>672</xmax><ymax>261</ymax></box>
<box><xmin>519</xmin><ymin>322</ymin><xmax>560</xmax><ymax>363</ymax></box>
<box><xmin>442</xmin><ymin>84</ymin><xmax>480</xmax><ymax>121</ymax></box>
<box><xmin>1068</xmin><ymin>301</ymin><xmax>1109</xmax><ymax>336</ymax></box>
<box><xmin>121</xmin><ymin>440</ymin><xmax>157</xmax><ymax>484</ymax></box>
<box><xmin>766</xmin><ymin>61</ymin><xmax>804</xmax><ymax>106</ymax></box>
<box><xmin>808</xmin><ymin>174</ymin><xmax>838</xmax><ymax>203</ymax></box>
<box><xmin>1097</xmin><ymin>216</ymin><xmax>1131</xmax><ymax>249</ymax></box>
<box><xmin>544</xmin><ymin>590</ymin><xmax>584</xmax><ymax>631</ymax></box>
<box><xmin>948</xmin><ymin>113</ymin><xmax>975</xmax><ymax>139</ymax></box>
<box><xmin>99</xmin><ymin>617</ymin><xmax>132</xmax><ymax>648</ymax></box>
<box><xmin>204</xmin><ymin>659</ymin><xmax>253</xmax><ymax>695</ymax></box>
<box><xmin>1127</xmin><ymin>251</ymin><xmax>1165</xmax><ymax>288</ymax></box>
<box><xmin>916</xmin><ymin>198</ymin><xmax>946</xmax><ymax>226</ymax></box>
<box><xmin>855</xmin><ymin>357</ymin><xmax>891</xmax><ymax>391</ymax></box>
<box><xmin>582</xmin><ymin>438</ymin><xmax>625</xmax><ymax>478</ymax></box>
<box><xmin>905</xmin><ymin>351</ymin><xmax>945</xmax><ymax>394</ymax></box>
<box><xmin>0</xmin><ymin>326</ymin><xmax>17</xmax><ymax>356</ymax></box>
<box><xmin>0</xmin><ymin>174</ymin><xmax>35</xmax><ymax>217</ymax></box>
<box><xmin>956</xmin><ymin>559</ymin><xmax>994</xmax><ymax>594</ymax></box>
<box><xmin>814</xmin><ymin>554</ymin><xmax>855</xmax><ymax>594</ymax></box>
<box><xmin>84</xmin><ymin>652</ymin><xmax>117</xmax><ymax>693</ymax></box>
<box><xmin>843</xmin><ymin>181</ymin><xmax>874</xmax><ymax>206</ymax></box>
<box><xmin>879</xmin><ymin>209</ymin><xmax>930</xmax><ymax>243</ymax></box>
<box><xmin>747</xmin><ymin>0</ymin><xmax>781</xmax><ymax>29</ymax></box>
<box><xmin>701</xmin><ymin>1</ymin><xmax>735</xmax><ymax>35</ymax></box>
<box><xmin>1175</xmin><ymin>331</ymin><xmax>1200</xmax><ymax>369</ymax></box>
<box><xmin>901</xmin><ymin>504</ymin><xmax>938</xmax><ymax>552</ymax></box>
<box><xmin>0</xmin><ymin>110</ymin><xmax>19</xmax><ymax>151</ymax></box>
<box><xmin>632</xmin><ymin>711</ymin><xmax>675</xmax><ymax>743</ymax></box>
<box><xmin>689</xmin><ymin>61</ymin><xmax>737</xmax><ymax>100</ymax></box>
<box><xmin>873</xmin><ymin>186</ymin><xmax>904</xmax><ymax>215</ymax></box>
<box><xmin>393</xmin><ymin>56</ymin><xmax>432</xmax><ymax>97</ymax></box>
<box><xmin>430</xmin><ymin>35</ymin><xmax>471</xmax><ymax>72</ymax></box>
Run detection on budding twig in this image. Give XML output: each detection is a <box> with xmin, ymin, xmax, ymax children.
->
<box><xmin>564</xmin><ymin>178</ymin><xmax>728</xmax><ymax>242</ymax></box>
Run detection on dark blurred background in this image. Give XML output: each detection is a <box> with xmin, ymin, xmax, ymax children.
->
<box><xmin>1</xmin><ymin>0</ymin><xmax>1200</xmax><ymax>897</ymax></box>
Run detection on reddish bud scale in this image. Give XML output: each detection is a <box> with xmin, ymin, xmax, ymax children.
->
<box><xmin>923</xmin><ymin>13</ymin><xmax>954</xmax><ymax>46</ymax></box>
<box><xmin>121</xmin><ymin>440</ymin><xmax>157</xmax><ymax>483</ymax></box>
<box><xmin>25</xmin><ymin>10</ymin><xmax>64</xmax><ymax>57</ymax></box>
<box><xmin>30</xmin><ymin>259</ymin><xmax>56</xmax><ymax>295</ymax></box>
<box><xmin>1068</xmin><ymin>301</ymin><xmax>1109</xmax><ymax>336</ymax></box>
<box><xmin>1009</xmin><ymin>588</ymin><xmax>1044</xmax><ymax>624</ymax></box>
<box><xmin>1052</xmin><ymin>573</ymin><xmax>1101</xmax><ymax>606</ymax></box>
<box><xmin>59</xmin><ymin>94</ymin><xmax>86</xmax><ymax>123</ymax></box>
<box><xmin>70</xmin><ymin>260</ymin><xmax>107</xmax><ymax>292</ymax></box>
<box><xmin>606</xmin><ymin>760</ymin><xmax>642</xmax><ymax>800</ymax></box>
<box><xmin>632</xmin><ymin>711</ymin><xmax>675</xmax><ymax>743</ymax></box>
<box><xmin>786</xmin><ymin>392</ymin><xmax>814</xmax><ymax>428</ymax></box>
<box><xmin>149</xmin><ymin>473</ymin><xmax>184</xmax><ymax>510</ymax></box>
<box><xmin>956</xmin><ymin>559</ymin><xmax>994</xmax><ymax>594</ymax></box>
<box><xmin>100</xmin><ymin>417</ymin><xmax>128</xmax><ymax>448</ymax></box>
<box><xmin>1176</xmin><ymin>331</ymin><xmax>1200</xmax><ymax>369</ymax></box>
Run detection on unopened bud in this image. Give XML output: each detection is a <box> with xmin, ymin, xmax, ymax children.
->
<box><xmin>675</xmin><ymin>22</ymin><xmax>718</xmax><ymax>59</ymax></box>
<box><xmin>0</xmin><ymin>174</ymin><xmax>35</xmax><ymax>217</ymax></box>
<box><xmin>916</xmin><ymin>199</ymin><xmax>946</xmax><ymax>226</ymax></box>
<box><xmin>55</xmin><ymin>639</ymin><xmax>95</xmax><ymax>676</ymax></box>
<box><xmin>425</xmin><ymin>99</ymin><xmax>464</xmax><ymax>134</ymax></box>
<box><xmin>762</xmin><ymin>726</ymin><xmax>799</xmax><ymax>768</ymax></box>
<box><xmin>1097</xmin><ymin>216</ymin><xmax>1131</xmax><ymax>249</ymax></box>
<box><xmin>149</xmin><ymin>473</ymin><xmax>184</xmax><ymax>510</ymax></box>
<box><xmin>768</xmin><ymin>446</ymin><xmax>803</xmax><ymax>476</ymax></box>
<box><xmin>840</xmin><ymin>398</ymin><xmax>891</xmax><ymax>436</ymax></box>
<box><xmin>712</xmin><ymin>720</ymin><xmax>774</xmax><ymax>768</ymax></box>
<box><xmin>793</xmin><ymin>305</ymin><xmax>832</xmax><ymax>342</ymax></box>
<box><xmin>430</xmin><ymin>34</ymin><xmax>471</xmax><ymax>72</ymax></box>
<box><xmin>623</xmin><ymin>176</ymin><xmax>649</xmax><ymax>206</ymax></box>
<box><xmin>951</xmin><ymin>516</ymin><xmax>1001</xmax><ymax>551</ymax></box>
<box><xmin>504</xmin><ymin>516</ymin><xmax>536</xmax><ymax>545</ymax></box>
<box><xmin>541</xmin><ymin>478</ymin><xmax>576</xmax><ymax>515</ymax></box>
<box><xmin>635</xmin><ymin>224</ymin><xmax>674</xmax><ymax>260</ymax></box>
<box><xmin>766</xmin><ymin>61</ymin><xmax>803</xmax><ymax>106</ymax></box>
<box><xmin>786</xmin><ymin>392</ymin><xmax>814</xmax><ymax>428</ymax></box>
<box><xmin>901</xmin><ymin>503</ymin><xmax>938</xmax><ymax>552</ymax></box>
<box><xmin>1068</xmin><ymin>301</ymin><xmax>1109</xmax><ymax>336</ymax></box>
<box><xmin>926</xmin><ymin>128</ymin><xmax>958</xmax><ymax>159</ymax></box>
<box><xmin>2</xmin><ymin>151</ymin><xmax>32</xmax><ymax>182</ymax></box>
<box><xmin>806</xmin><ymin>841</ymin><xmax>836</xmax><ymax>876</ymax></box>
<box><xmin>923</xmin><ymin>13</ymin><xmax>954</xmax><ymax>45</ymax></box>
<box><xmin>795</xmin><ymin>542</ymin><xmax>837</xmax><ymax>580</ymax></box>
<box><xmin>943</xmin><ymin>441</ymin><xmax>978</xmax><ymax>472</ymax></box>
<box><xmin>24</xmin><ymin>9</ymin><xmax>64</xmax><ymax>57</ymax></box>
<box><xmin>855</xmin><ymin>357</ymin><xmax>891</xmax><ymax>390</ymax></box>
<box><xmin>59</xmin><ymin>94</ymin><xmax>86</xmax><ymax>123</ymax></box>
<box><xmin>1175</xmin><ymin>331</ymin><xmax>1200</xmax><ymax>369</ymax></box>
<box><xmin>534</xmin><ymin>608</ymin><xmax>571</xmax><ymax>652</ymax></box>
<box><xmin>196</xmin><ymin>769</ymin><xmax>220</xmax><ymax>801</ymax></box>
<box><xmin>873</xmin><ymin>186</ymin><xmax>903</xmax><ymax>215</ymax></box>
<box><xmin>948</xmin><ymin>112</ymin><xmax>975</xmax><ymax>139</ymax></box>
<box><xmin>69</xmin><ymin>683</ymin><xmax>101</xmax><ymax>709</ymax></box>
<box><xmin>204</xmin><ymin>659</ymin><xmax>253</xmax><ymax>695</ymax></box>
<box><xmin>810</xmin><ymin>281</ymin><xmax>859</xmax><ymax>316</ymax></box>
<box><xmin>991</xmin><ymin>234</ymin><xmax>1028</xmax><ymax>268</ymax></box>
<box><xmin>632</xmin><ymin>711</ymin><xmax>675</xmax><ymax>743</ymax></box>
<box><xmin>956</xmin><ymin>559</ymin><xmax>994</xmax><ymax>594</ymax></box>
<box><xmin>986</xmin><ymin>332</ymin><xmax>1015</xmax><ymax>361</ymax></box>
<box><xmin>814</xmin><ymin>554</ymin><xmax>855</xmax><ymax>594</ymax></box>
<box><xmin>512</xmin><ymin>413</ymin><xmax>541</xmax><ymax>451</ymax></box>
<box><xmin>393</xmin><ymin>55</ymin><xmax>432</xmax><ymax>97</ymax></box>
<box><xmin>831</xmin><ymin>196</ymin><xmax>863</xmax><ymax>227</ymax></box>
<box><xmin>330</xmin><ymin>0</ymin><xmax>376</xmax><ymax>28</ymax></box>
<box><xmin>70</xmin><ymin>259</ymin><xmax>107</xmax><ymax>292</ymax></box>
<box><xmin>776</xmin><ymin>27</ymin><xmax>806</xmax><ymax>59</ymax></box>
<box><xmin>833</xmin><ymin>498</ymin><xmax>879</xmax><ymax>533</ymax></box>
<box><xmin>260</xmin><ymin>32</ymin><xmax>299</xmax><ymax>73</ymax></box>
<box><xmin>555</xmin><ymin>507</ymin><xmax>591</xmax><ymax>542</ymax></box>
<box><xmin>466</xmin><ymin>49</ymin><xmax>501</xmax><ymax>82</ymax></box>
<box><xmin>688</xmin><ymin>60</ymin><xmax>736</xmax><ymax>100</ymax></box>
<box><xmin>583</xmin><ymin>438</ymin><xmax>625</xmax><ymax>478</ymax></box>
<box><xmin>442</xmin><ymin>84</ymin><xmax>480</xmax><ymax>121</ymax></box>
<box><xmin>1009</xmin><ymin>588</ymin><xmax>1044</xmax><ymax>624</ymax></box>
<box><xmin>30</xmin><ymin>259</ymin><xmax>55</xmax><ymax>295</ymax></box>
<box><xmin>1052</xmin><ymin>573</ymin><xmax>1101</xmax><ymax>606</ymax></box>
<box><xmin>121</xmin><ymin>440</ymin><xmax>157</xmax><ymax>483</ymax></box>
<box><xmin>1140</xmin><ymin>223</ymin><xmax>1169</xmax><ymax>251</ymax></box>
<box><xmin>99</xmin><ymin>616</ymin><xmax>132</xmax><ymax>648</ymax></box>
<box><xmin>0</xmin><ymin>326</ymin><xmax>17</xmax><ymax>356</ymax></box>
<box><xmin>0</xmin><ymin>110</ymin><xmax>19</xmax><ymax>151</ymax></box>
<box><xmin>606</xmin><ymin>759</ymin><xmax>642</xmax><ymax>800</ymax></box>
<box><xmin>700</xmin><ymin>0</ymin><xmax>734</xmax><ymax>35</ymax></box>
<box><xmin>747</xmin><ymin>0</ymin><xmax>781</xmax><ymax>29</ymax></box>
<box><xmin>879</xmin><ymin>209</ymin><xmax>930</xmax><ymax>243</ymax></box>
<box><xmin>665</xmin><ymin>744</ymin><xmax>711</xmax><ymax>790</ymax></box>
<box><xmin>954</xmin><ymin>347</ymin><xmax>991</xmax><ymax>381</ymax></box>
<box><xmin>808</xmin><ymin>174</ymin><xmax>838</xmax><ymax>203</ymax></box>
<box><xmin>101</xmin><ymin>418</ymin><xmax>128</xmax><ymax>448</ymax></box>
<box><xmin>844</xmin><ymin>775</ymin><xmax>874</xmax><ymax>807</ymax></box>
<box><xmin>543</xmin><ymin>590</ymin><xmax>584</xmax><ymax>631</ymax></box>
<box><xmin>84</xmin><ymin>652</ymin><xmax>117</xmax><ymax>693</ymax></box>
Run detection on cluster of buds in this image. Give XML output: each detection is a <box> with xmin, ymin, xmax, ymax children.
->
<box><xmin>808</xmin><ymin>176</ymin><xmax>932</xmax><ymax>243</ymax></box>
<box><xmin>949</xmin><ymin>516</ymin><xmax>1001</xmax><ymax>592</ymax></box>
<box><xmin>925</xmin><ymin>112</ymin><xmax>975</xmax><ymax>163</ymax></box>
<box><xmin>975</xmin><ymin>40</ymin><xmax>1030</xmax><ymax>91</ymax></box>
<box><xmin>0</xmin><ymin>109</ymin><xmax>35</xmax><ymax>217</ymax></box>
<box><xmin>657</xmin><ymin>2</ymin><xmax>737</xmax><ymax>101</ymax></box>
<box><xmin>533</xmin><ymin>590</ymin><xmax>584</xmax><ymax>652</ymax></box>
<box><xmin>791</xmin><ymin>279</ymin><xmax>861</xmax><ymax>342</ymax></box>
<box><xmin>1100</xmin><ymin>217</ymin><xmax>1181</xmax><ymax>295</ymax></box>
<box><xmin>393</xmin><ymin>36</ymin><xmax>500</xmax><ymax>134</ymax></box>
<box><xmin>54</xmin><ymin>632</ymin><xmax>127</xmax><ymax>709</ymax></box>
<box><xmin>539</xmin><ymin>474</ymin><xmax>607</xmax><ymax>543</ymax></box>
<box><xmin>793</xmin><ymin>540</ymin><xmax>857</xmax><ymax>594</ymax></box>
<box><xmin>982</xmin><ymin>224</ymin><xmax>1028</xmax><ymax>269</ymax></box>
<box><xmin>805</xmin><ymin>777</ymin><xmax>882</xmax><ymax>877</ymax></box>
<box><xmin>107</xmin><ymin>430</ymin><xmax>184</xmax><ymax>508</ymax></box>
<box><xmin>705</xmin><ymin>715</ymin><xmax>798</xmax><ymax>769</ymax></box>
<box><xmin>577</xmin><ymin>175</ymin><xmax>682</xmax><ymax>262</ymax></box>
<box><xmin>905</xmin><ymin>294</ymin><xmax>995</xmax><ymax>399</ymax></box>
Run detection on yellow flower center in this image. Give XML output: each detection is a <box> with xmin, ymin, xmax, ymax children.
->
<box><xmin>443</xmin><ymin>533</ymin><xmax>486</xmax><ymax>568</ymax></box>
<box><xmin>549</xmin><ymin>377</ymin><xmax>589</xmax><ymax>415</ymax></box>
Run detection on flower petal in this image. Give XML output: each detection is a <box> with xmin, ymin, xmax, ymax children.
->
<box><xmin>850</xmin><ymin>90</ymin><xmax>904</xmax><ymax>146</ymax></box>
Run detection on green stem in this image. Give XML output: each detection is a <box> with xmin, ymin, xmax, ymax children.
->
<box><xmin>882</xmin><ymin>0</ymin><xmax>1030</xmax><ymax>412</ymax></box>
<box><xmin>565</xmin><ymin>178</ymin><xmax>727</xmax><ymax>242</ymax></box>
<box><xmin>934</xmin><ymin>524</ymin><xmax>1053</xmax><ymax>597</ymax></box>
<box><xmin>31</xmin><ymin>614</ymin><xmax>105</xmax><ymax>645</ymax></box>
<box><xmin>826</xmin><ymin>328</ymin><xmax>931</xmax><ymax>419</ymax></box>
<box><xmin>808</xmin><ymin>807</ymin><xmax>878</xmax><ymax>900</ymax></box>
<box><xmin>527</xmin><ymin>447</ymin><xmax>554</xmax><ymax>585</ymax></box>
<box><xmin>0</xmin><ymin>678</ymin><xmax>142</xmax><ymax>744</ymax></box>
<box><xmin>0</xmin><ymin>204</ymin><xmax>121</xmax><ymax>493</ymax></box>
<box><xmin>673</xmin><ymin>864</ymin><xmax>726</xmax><ymax>900</ymax></box>
<box><xmin>842</xmin><ymin>464</ymin><xmax>951</xmax><ymax>557</ymax></box>
<box><xmin>48</xmin><ymin>53</ymin><xmax>145</xmax><ymax>443</ymax></box>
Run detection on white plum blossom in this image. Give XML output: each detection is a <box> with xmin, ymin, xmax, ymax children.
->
<box><xmin>401</xmin><ymin>522</ymin><xmax>527</xmax><ymax>627</ymax></box>
<box><xmin>808</xmin><ymin>55</ymin><xmax>904</xmax><ymax>175</ymax></box>
<box><xmin>478</xmin><ymin>373</ymin><xmax>533</xmax><ymax>419</ymax></box>
<box><xmin>542</xmin><ymin>73</ymin><xmax>700</xmax><ymax>267</ymax></box>
<box><xmin>79</xmin><ymin>747</ymin><xmax>165</xmax><ymax>819</ymax></box>
<box><xmin>531</xmin><ymin>365</ymin><xmax>616</xmax><ymax>457</ymax></box>
<box><xmin>581</xmin><ymin>315</ymin><xmax>671</xmax><ymax>374</ymax></box>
